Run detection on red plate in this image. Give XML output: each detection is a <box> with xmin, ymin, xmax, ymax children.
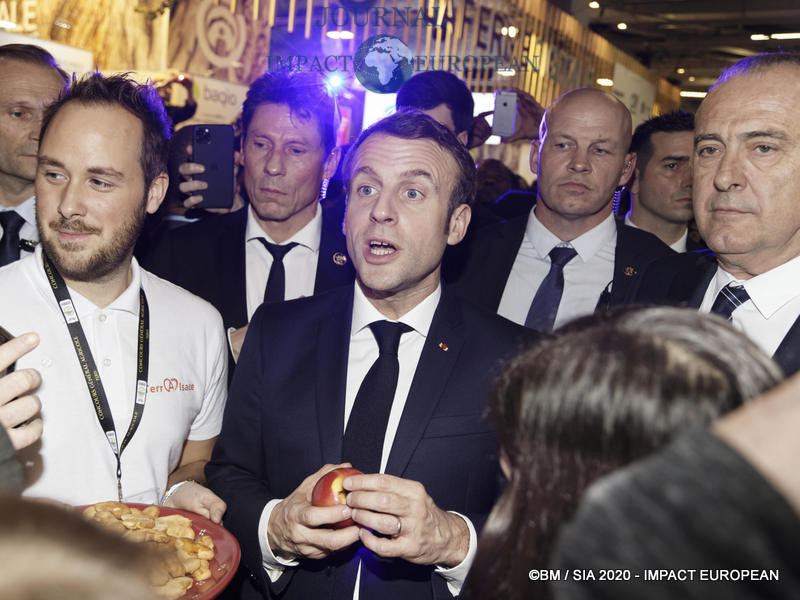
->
<box><xmin>76</xmin><ymin>503</ymin><xmax>240</xmax><ymax>600</ymax></box>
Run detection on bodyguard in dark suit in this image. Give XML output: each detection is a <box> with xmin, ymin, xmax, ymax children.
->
<box><xmin>206</xmin><ymin>112</ymin><xmax>532</xmax><ymax>600</ymax></box>
<box><xmin>630</xmin><ymin>52</ymin><xmax>800</xmax><ymax>376</ymax></box>
<box><xmin>145</xmin><ymin>203</ymin><xmax>353</xmax><ymax>331</ymax></box>
<box><xmin>144</xmin><ymin>71</ymin><xmax>354</xmax><ymax>358</ymax></box>
<box><xmin>448</xmin><ymin>88</ymin><xmax>673</xmax><ymax>329</ymax></box>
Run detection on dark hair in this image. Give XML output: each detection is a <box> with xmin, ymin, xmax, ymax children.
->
<box><xmin>715</xmin><ymin>51</ymin><xmax>800</xmax><ymax>88</ymax></box>
<box><xmin>396</xmin><ymin>71</ymin><xmax>474</xmax><ymax>135</ymax></box>
<box><xmin>342</xmin><ymin>110</ymin><xmax>476</xmax><ymax>217</ymax></box>
<box><xmin>629</xmin><ymin>110</ymin><xmax>694</xmax><ymax>169</ymax></box>
<box><xmin>241</xmin><ymin>71</ymin><xmax>336</xmax><ymax>155</ymax></box>
<box><xmin>40</xmin><ymin>72</ymin><xmax>171</xmax><ymax>191</ymax></box>
<box><xmin>0</xmin><ymin>43</ymin><xmax>69</xmax><ymax>86</ymax></box>
<box><xmin>463</xmin><ymin>307</ymin><xmax>783</xmax><ymax>600</ymax></box>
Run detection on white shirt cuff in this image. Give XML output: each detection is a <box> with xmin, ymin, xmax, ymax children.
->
<box><xmin>434</xmin><ymin>511</ymin><xmax>477</xmax><ymax>597</ymax></box>
<box><xmin>258</xmin><ymin>498</ymin><xmax>300</xmax><ymax>582</ymax></box>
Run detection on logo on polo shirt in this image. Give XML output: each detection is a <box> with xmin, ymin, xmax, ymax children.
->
<box><xmin>150</xmin><ymin>378</ymin><xmax>195</xmax><ymax>393</ymax></box>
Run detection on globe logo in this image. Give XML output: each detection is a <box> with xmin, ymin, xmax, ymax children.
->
<box><xmin>354</xmin><ymin>34</ymin><xmax>414</xmax><ymax>94</ymax></box>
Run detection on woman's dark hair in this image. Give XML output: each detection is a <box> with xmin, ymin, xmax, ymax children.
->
<box><xmin>463</xmin><ymin>307</ymin><xmax>783</xmax><ymax>600</ymax></box>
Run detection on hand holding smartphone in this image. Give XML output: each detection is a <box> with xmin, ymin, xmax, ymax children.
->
<box><xmin>0</xmin><ymin>330</ymin><xmax>43</xmax><ymax>450</ymax></box>
<box><xmin>492</xmin><ymin>90</ymin><xmax>518</xmax><ymax>138</ymax></box>
<box><xmin>190</xmin><ymin>124</ymin><xmax>235</xmax><ymax>209</ymax></box>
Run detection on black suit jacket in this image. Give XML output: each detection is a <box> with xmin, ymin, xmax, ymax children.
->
<box><xmin>206</xmin><ymin>286</ymin><xmax>535</xmax><ymax>600</ymax></box>
<box><xmin>630</xmin><ymin>252</ymin><xmax>800</xmax><ymax>376</ymax></box>
<box><xmin>446</xmin><ymin>194</ymin><xmax>675</xmax><ymax>315</ymax></box>
<box><xmin>143</xmin><ymin>204</ymin><xmax>355</xmax><ymax>330</ymax></box>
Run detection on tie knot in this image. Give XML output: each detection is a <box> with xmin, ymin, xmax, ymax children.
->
<box><xmin>0</xmin><ymin>210</ymin><xmax>25</xmax><ymax>234</ymax></box>
<box><xmin>722</xmin><ymin>283</ymin><xmax>750</xmax><ymax>304</ymax></box>
<box><xmin>259</xmin><ymin>239</ymin><xmax>298</xmax><ymax>261</ymax></box>
<box><xmin>369</xmin><ymin>321</ymin><xmax>412</xmax><ymax>356</ymax></box>
<box><xmin>709</xmin><ymin>282</ymin><xmax>751</xmax><ymax>321</ymax></box>
<box><xmin>548</xmin><ymin>245</ymin><xmax>577</xmax><ymax>267</ymax></box>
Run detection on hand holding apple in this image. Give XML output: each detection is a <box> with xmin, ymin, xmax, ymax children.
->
<box><xmin>311</xmin><ymin>467</ymin><xmax>363</xmax><ymax>528</ymax></box>
<box><xmin>267</xmin><ymin>463</ymin><xmax>361</xmax><ymax>561</ymax></box>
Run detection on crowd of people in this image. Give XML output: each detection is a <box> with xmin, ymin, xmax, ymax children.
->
<box><xmin>1</xmin><ymin>40</ymin><xmax>800</xmax><ymax>599</ymax></box>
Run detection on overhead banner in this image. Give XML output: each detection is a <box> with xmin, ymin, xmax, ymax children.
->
<box><xmin>612</xmin><ymin>63</ymin><xmax>656</xmax><ymax>128</ymax></box>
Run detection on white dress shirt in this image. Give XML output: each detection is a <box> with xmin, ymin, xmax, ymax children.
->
<box><xmin>498</xmin><ymin>209</ymin><xmax>617</xmax><ymax>328</ymax></box>
<box><xmin>699</xmin><ymin>256</ymin><xmax>800</xmax><ymax>357</ymax></box>
<box><xmin>624</xmin><ymin>215</ymin><xmax>687</xmax><ymax>253</ymax></box>
<box><xmin>0</xmin><ymin>196</ymin><xmax>38</xmax><ymax>260</ymax></box>
<box><xmin>244</xmin><ymin>203</ymin><xmax>322</xmax><ymax>319</ymax></box>
<box><xmin>257</xmin><ymin>283</ymin><xmax>476</xmax><ymax>597</ymax></box>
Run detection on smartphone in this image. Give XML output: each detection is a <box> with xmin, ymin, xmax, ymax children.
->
<box><xmin>191</xmin><ymin>124</ymin><xmax>235</xmax><ymax>209</ymax></box>
<box><xmin>492</xmin><ymin>90</ymin><xmax>518</xmax><ymax>138</ymax></box>
<box><xmin>0</xmin><ymin>326</ymin><xmax>15</xmax><ymax>376</ymax></box>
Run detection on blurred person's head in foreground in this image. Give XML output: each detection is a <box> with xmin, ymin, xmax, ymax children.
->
<box><xmin>463</xmin><ymin>306</ymin><xmax>784</xmax><ymax>600</ymax></box>
<box><xmin>0</xmin><ymin>495</ymin><xmax>158</xmax><ymax>600</ymax></box>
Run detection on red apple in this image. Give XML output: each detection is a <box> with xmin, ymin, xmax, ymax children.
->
<box><xmin>311</xmin><ymin>467</ymin><xmax>363</xmax><ymax>528</ymax></box>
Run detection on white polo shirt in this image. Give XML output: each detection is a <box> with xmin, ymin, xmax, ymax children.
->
<box><xmin>0</xmin><ymin>247</ymin><xmax>228</xmax><ymax>505</ymax></box>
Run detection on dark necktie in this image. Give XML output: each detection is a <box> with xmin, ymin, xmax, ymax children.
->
<box><xmin>710</xmin><ymin>283</ymin><xmax>751</xmax><ymax>320</ymax></box>
<box><xmin>524</xmin><ymin>246</ymin><xmax>578</xmax><ymax>331</ymax></box>
<box><xmin>0</xmin><ymin>211</ymin><xmax>25</xmax><ymax>267</ymax></box>
<box><xmin>258</xmin><ymin>239</ymin><xmax>298</xmax><ymax>304</ymax></box>
<box><xmin>342</xmin><ymin>321</ymin><xmax>412</xmax><ymax>474</ymax></box>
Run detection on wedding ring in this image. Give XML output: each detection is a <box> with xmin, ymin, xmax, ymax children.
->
<box><xmin>394</xmin><ymin>518</ymin><xmax>402</xmax><ymax>538</ymax></box>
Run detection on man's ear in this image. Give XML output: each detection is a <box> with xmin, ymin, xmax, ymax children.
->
<box><xmin>324</xmin><ymin>146</ymin><xmax>341</xmax><ymax>180</ymax></box>
<box><xmin>631</xmin><ymin>167</ymin><xmax>640</xmax><ymax>196</ymax></box>
<box><xmin>530</xmin><ymin>139</ymin><xmax>541</xmax><ymax>174</ymax></box>
<box><xmin>446</xmin><ymin>203</ymin><xmax>471</xmax><ymax>246</ymax></box>
<box><xmin>145</xmin><ymin>172</ymin><xmax>168</xmax><ymax>215</ymax></box>
<box><xmin>456</xmin><ymin>130</ymin><xmax>469</xmax><ymax>146</ymax></box>
<box><xmin>618</xmin><ymin>152</ymin><xmax>636</xmax><ymax>187</ymax></box>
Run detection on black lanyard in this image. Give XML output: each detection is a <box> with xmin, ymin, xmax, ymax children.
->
<box><xmin>42</xmin><ymin>251</ymin><xmax>150</xmax><ymax>501</ymax></box>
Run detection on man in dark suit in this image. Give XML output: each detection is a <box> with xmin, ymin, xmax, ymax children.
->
<box><xmin>631</xmin><ymin>52</ymin><xmax>800</xmax><ymax>376</ymax></box>
<box><xmin>206</xmin><ymin>111</ymin><xmax>532</xmax><ymax>600</ymax></box>
<box><xmin>624</xmin><ymin>111</ymin><xmax>706</xmax><ymax>253</ymax></box>
<box><xmin>448</xmin><ymin>87</ymin><xmax>673</xmax><ymax>329</ymax></box>
<box><xmin>145</xmin><ymin>72</ymin><xmax>354</xmax><ymax>359</ymax></box>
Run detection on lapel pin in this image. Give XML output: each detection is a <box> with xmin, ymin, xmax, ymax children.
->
<box><xmin>333</xmin><ymin>252</ymin><xmax>347</xmax><ymax>266</ymax></box>
<box><xmin>623</xmin><ymin>266</ymin><xmax>637</xmax><ymax>276</ymax></box>
<box><xmin>438</xmin><ymin>342</ymin><xmax>448</xmax><ymax>351</ymax></box>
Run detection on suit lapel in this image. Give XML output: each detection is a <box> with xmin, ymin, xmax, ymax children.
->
<box><xmin>217</xmin><ymin>209</ymin><xmax>249</xmax><ymax>328</ymax></box>
<box><xmin>315</xmin><ymin>287</ymin><xmax>354</xmax><ymax>465</ymax></box>
<box><xmin>677</xmin><ymin>257</ymin><xmax>717</xmax><ymax>308</ymax></box>
<box><xmin>384</xmin><ymin>292</ymin><xmax>465</xmax><ymax>477</ymax></box>
<box><xmin>773</xmin><ymin>314</ymin><xmax>800</xmax><ymax>376</ymax></box>
<box><xmin>315</xmin><ymin>204</ymin><xmax>355</xmax><ymax>294</ymax></box>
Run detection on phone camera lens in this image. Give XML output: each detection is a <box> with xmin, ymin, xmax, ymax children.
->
<box><xmin>197</xmin><ymin>128</ymin><xmax>211</xmax><ymax>144</ymax></box>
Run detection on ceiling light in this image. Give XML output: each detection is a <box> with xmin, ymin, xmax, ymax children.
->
<box><xmin>498</xmin><ymin>69</ymin><xmax>516</xmax><ymax>77</ymax></box>
<box><xmin>596</xmin><ymin>78</ymin><xmax>614</xmax><ymax>87</ymax></box>
<box><xmin>508</xmin><ymin>26</ymin><xmax>518</xmax><ymax>38</ymax></box>
<box><xmin>689</xmin><ymin>76</ymin><xmax>696</xmax><ymax>82</ymax></box>
<box><xmin>588</xmin><ymin>1</ymin><xmax>600</xmax><ymax>8</ymax></box>
<box><xmin>680</xmin><ymin>91</ymin><xmax>707</xmax><ymax>98</ymax></box>
<box><xmin>326</xmin><ymin>31</ymin><xmax>341</xmax><ymax>39</ymax></box>
<box><xmin>750</xmin><ymin>34</ymin><xmax>770</xmax><ymax>41</ymax></box>
<box><xmin>501</xmin><ymin>26</ymin><xmax>508</xmax><ymax>36</ymax></box>
<box><xmin>339</xmin><ymin>31</ymin><xmax>354</xmax><ymax>39</ymax></box>
<box><xmin>771</xmin><ymin>32</ymin><xmax>800</xmax><ymax>39</ymax></box>
<box><xmin>676</xmin><ymin>67</ymin><xmax>686</xmax><ymax>74</ymax></box>
<box><xmin>617</xmin><ymin>22</ymin><xmax>628</xmax><ymax>30</ymax></box>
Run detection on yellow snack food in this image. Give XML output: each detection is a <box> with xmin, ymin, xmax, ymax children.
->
<box><xmin>80</xmin><ymin>502</ymin><xmax>218</xmax><ymax>599</ymax></box>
